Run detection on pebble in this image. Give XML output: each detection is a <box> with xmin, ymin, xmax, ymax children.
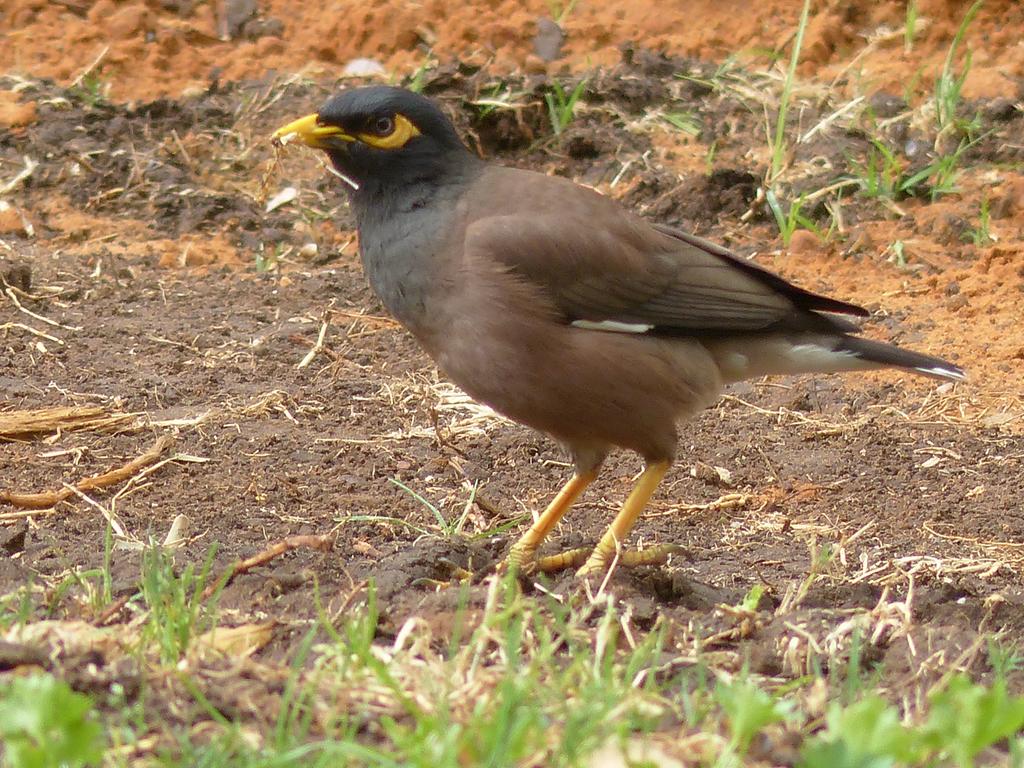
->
<box><xmin>342</xmin><ymin>58</ymin><xmax>386</xmax><ymax>78</ymax></box>
<box><xmin>533</xmin><ymin>17</ymin><xmax>565</xmax><ymax>62</ymax></box>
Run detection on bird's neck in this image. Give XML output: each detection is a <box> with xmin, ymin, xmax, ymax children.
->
<box><xmin>351</xmin><ymin>153</ymin><xmax>482</xmax><ymax>351</ymax></box>
<box><xmin>349</xmin><ymin>150</ymin><xmax>481</xmax><ymax>223</ymax></box>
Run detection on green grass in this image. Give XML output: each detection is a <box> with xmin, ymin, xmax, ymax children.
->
<box><xmin>70</xmin><ymin>71</ymin><xmax>110</xmax><ymax>108</ymax></box>
<box><xmin>766</xmin><ymin>189</ymin><xmax>821</xmax><ymax>247</ymax></box>
<box><xmin>4</xmin><ymin>562</ymin><xmax>1024</xmax><ymax>766</ymax></box>
<box><xmin>963</xmin><ymin>196</ymin><xmax>993</xmax><ymax>245</ymax></box>
<box><xmin>934</xmin><ymin>0</ymin><xmax>985</xmax><ymax>139</ymax></box>
<box><xmin>904</xmin><ymin>0</ymin><xmax>919</xmax><ymax>53</ymax></box>
<box><xmin>404</xmin><ymin>55</ymin><xmax>437</xmax><ymax>95</ymax></box>
<box><xmin>352</xmin><ymin>478</ymin><xmax>522</xmax><ymax>542</ymax></box>
<box><xmin>852</xmin><ymin>138</ymin><xmax>906</xmax><ymax>200</ymax></box>
<box><xmin>661</xmin><ymin>110</ymin><xmax>702</xmax><ymax>137</ymax></box>
<box><xmin>0</xmin><ymin>581</ymin><xmax>36</xmax><ymax>631</ymax></box>
<box><xmin>544</xmin><ymin>0</ymin><xmax>580</xmax><ymax>25</ymax></box>
<box><xmin>763</xmin><ymin>0</ymin><xmax>815</xmax><ymax>244</ymax></box>
<box><xmin>544</xmin><ymin>78</ymin><xmax>588</xmax><ymax>136</ymax></box>
<box><xmin>471</xmin><ymin>82</ymin><xmax>521</xmax><ymax>119</ymax></box>
<box><xmin>139</xmin><ymin>541</ymin><xmax>223</xmax><ymax>665</ymax></box>
<box><xmin>387</xmin><ymin>477</ymin><xmax>479</xmax><ymax>537</ymax></box>
<box><xmin>849</xmin><ymin>134</ymin><xmax>983</xmax><ymax>205</ymax></box>
<box><xmin>767</xmin><ymin>0</ymin><xmax>811</xmax><ymax>186</ymax></box>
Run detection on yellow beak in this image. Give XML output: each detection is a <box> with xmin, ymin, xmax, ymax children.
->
<box><xmin>272</xmin><ymin>113</ymin><xmax>355</xmax><ymax>149</ymax></box>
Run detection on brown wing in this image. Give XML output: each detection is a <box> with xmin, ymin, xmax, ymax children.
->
<box><xmin>462</xmin><ymin>167</ymin><xmax>866</xmax><ymax>336</ymax></box>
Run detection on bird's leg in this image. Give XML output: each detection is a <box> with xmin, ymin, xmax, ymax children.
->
<box><xmin>506</xmin><ymin>470</ymin><xmax>598</xmax><ymax>573</ymax></box>
<box><xmin>577</xmin><ymin>459</ymin><xmax>671</xmax><ymax>577</ymax></box>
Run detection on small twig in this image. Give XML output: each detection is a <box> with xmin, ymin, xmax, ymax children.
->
<box><xmin>69</xmin><ymin>44</ymin><xmax>110</xmax><ymax>88</ymax></box>
<box><xmin>297</xmin><ymin>315</ymin><xmax>331</xmax><ymax>369</ymax></box>
<box><xmin>170</xmin><ymin>130</ymin><xmax>195</xmax><ymax>173</ymax></box>
<box><xmin>0</xmin><ymin>321</ymin><xmax>64</xmax><ymax>345</ymax></box>
<box><xmin>94</xmin><ymin>593</ymin><xmax>133</xmax><ymax>626</ymax></box>
<box><xmin>4</xmin><ymin>286</ymin><xmax>83</xmax><ymax>331</ymax></box>
<box><xmin>329</xmin><ymin>308</ymin><xmax>399</xmax><ymax>328</ymax></box>
<box><xmin>0</xmin><ymin>436</ymin><xmax>173</xmax><ymax>509</ymax></box>
<box><xmin>800</xmin><ymin>95</ymin><xmax>865</xmax><ymax>143</ymax></box>
<box><xmin>61</xmin><ymin>483</ymin><xmax>126</xmax><ymax>538</ymax></box>
<box><xmin>0</xmin><ymin>506</ymin><xmax>58</xmax><ymax>522</ymax></box>
<box><xmin>0</xmin><ymin>155</ymin><xmax>38</xmax><ymax>195</ymax></box>
<box><xmin>202</xmin><ymin>533</ymin><xmax>335</xmax><ymax>600</ymax></box>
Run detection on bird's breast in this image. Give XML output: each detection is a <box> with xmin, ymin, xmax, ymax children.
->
<box><xmin>357</xmin><ymin>202</ymin><xmax>460</xmax><ymax>350</ymax></box>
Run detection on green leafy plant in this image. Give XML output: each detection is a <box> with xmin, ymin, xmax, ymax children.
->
<box><xmin>716</xmin><ymin>676</ymin><xmax>793</xmax><ymax>757</ymax></box>
<box><xmin>922</xmin><ymin>675</ymin><xmax>1024</xmax><ymax>767</ymax></box>
<box><xmin>544</xmin><ymin>78</ymin><xmax>588</xmax><ymax>135</ymax></box>
<box><xmin>853</xmin><ymin>139</ymin><xmax>905</xmax><ymax>200</ymax></box>
<box><xmin>705</xmin><ymin>139</ymin><xmax>719</xmax><ymax>175</ymax></box>
<box><xmin>49</xmin><ymin>525</ymin><xmax>116</xmax><ymax>618</ymax></box>
<box><xmin>254</xmin><ymin>242</ymin><xmax>285</xmax><ymax>273</ymax></box>
<box><xmin>852</xmin><ymin>136</ymin><xmax>978</xmax><ymax>203</ymax></box>
<box><xmin>987</xmin><ymin>637</ymin><xmax>1024</xmax><ymax>679</ymax></box>
<box><xmin>71</xmin><ymin>71</ymin><xmax>109</xmax><ymax>108</ymax></box>
<box><xmin>886</xmin><ymin>239</ymin><xmax>908</xmax><ymax>267</ymax></box>
<box><xmin>0</xmin><ymin>673</ymin><xmax>104</xmax><ymax>768</ymax></box>
<box><xmin>800</xmin><ymin>695</ymin><xmax>923</xmax><ymax>768</ymax></box>
<box><xmin>739</xmin><ymin>583</ymin><xmax>765</xmax><ymax>613</ymax></box>
<box><xmin>906</xmin><ymin>137</ymin><xmax>978</xmax><ymax>200</ymax></box>
<box><xmin>0</xmin><ymin>582</ymin><xmax>37</xmax><ymax>631</ymax></box>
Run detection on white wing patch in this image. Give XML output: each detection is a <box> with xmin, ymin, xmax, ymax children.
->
<box><xmin>571</xmin><ymin>319</ymin><xmax>654</xmax><ymax>334</ymax></box>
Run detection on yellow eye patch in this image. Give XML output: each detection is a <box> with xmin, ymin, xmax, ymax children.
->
<box><xmin>357</xmin><ymin>114</ymin><xmax>421</xmax><ymax>150</ymax></box>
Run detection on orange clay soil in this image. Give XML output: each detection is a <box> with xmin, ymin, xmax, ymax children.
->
<box><xmin>3</xmin><ymin>0</ymin><xmax>1023</xmax><ymax>102</ymax></box>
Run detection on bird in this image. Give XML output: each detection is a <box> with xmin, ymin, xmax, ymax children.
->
<box><xmin>272</xmin><ymin>86</ymin><xmax>965</xmax><ymax>578</ymax></box>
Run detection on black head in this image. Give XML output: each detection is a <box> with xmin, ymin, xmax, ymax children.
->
<box><xmin>273</xmin><ymin>86</ymin><xmax>473</xmax><ymax>193</ymax></box>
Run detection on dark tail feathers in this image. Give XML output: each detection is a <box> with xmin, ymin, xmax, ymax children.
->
<box><xmin>837</xmin><ymin>336</ymin><xmax>966</xmax><ymax>382</ymax></box>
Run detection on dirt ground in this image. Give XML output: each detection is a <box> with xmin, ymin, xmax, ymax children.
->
<box><xmin>2</xmin><ymin>0</ymin><xmax>1024</xmax><ymax>759</ymax></box>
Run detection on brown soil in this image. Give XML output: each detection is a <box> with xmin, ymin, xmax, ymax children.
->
<box><xmin>2</xmin><ymin>0</ymin><xmax>1024</xmax><ymax>759</ymax></box>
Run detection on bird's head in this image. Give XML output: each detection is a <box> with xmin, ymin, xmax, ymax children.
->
<box><xmin>272</xmin><ymin>86</ymin><xmax>470</xmax><ymax>193</ymax></box>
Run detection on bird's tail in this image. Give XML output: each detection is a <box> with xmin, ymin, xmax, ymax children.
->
<box><xmin>832</xmin><ymin>336</ymin><xmax>965</xmax><ymax>381</ymax></box>
<box><xmin>707</xmin><ymin>334</ymin><xmax>965</xmax><ymax>383</ymax></box>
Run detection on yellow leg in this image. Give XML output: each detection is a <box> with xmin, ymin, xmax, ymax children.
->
<box><xmin>577</xmin><ymin>460</ymin><xmax>671</xmax><ymax>577</ymax></box>
<box><xmin>506</xmin><ymin>470</ymin><xmax>598</xmax><ymax>573</ymax></box>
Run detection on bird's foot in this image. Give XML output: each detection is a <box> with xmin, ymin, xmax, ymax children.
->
<box><xmin>503</xmin><ymin>541</ymin><xmax>544</xmax><ymax>577</ymax></box>
<box><xmin>505</xmin><ymin>543</ymin><xmax>683</xmax><ymax>577</ymax></box>
<box><xmin>575</xmin><ymin>543</ymin><xmax>684</xmax><ymax>578</ymax></box>
<box><xmin>411</xmin><ymin>557</ymin><xmax>475</xmax><ymax>588</ymax></box>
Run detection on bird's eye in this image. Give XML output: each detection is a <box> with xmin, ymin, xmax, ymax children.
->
<box><xmin>371</xmin><ymin>116</ymin><xmax>394</xmax><ymax>135</ymax></box>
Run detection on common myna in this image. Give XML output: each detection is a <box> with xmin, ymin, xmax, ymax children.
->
<box><xmin>273</xmin><ymin>86</ymin><xmax>964</xmax><ymax>577</ymax></box>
